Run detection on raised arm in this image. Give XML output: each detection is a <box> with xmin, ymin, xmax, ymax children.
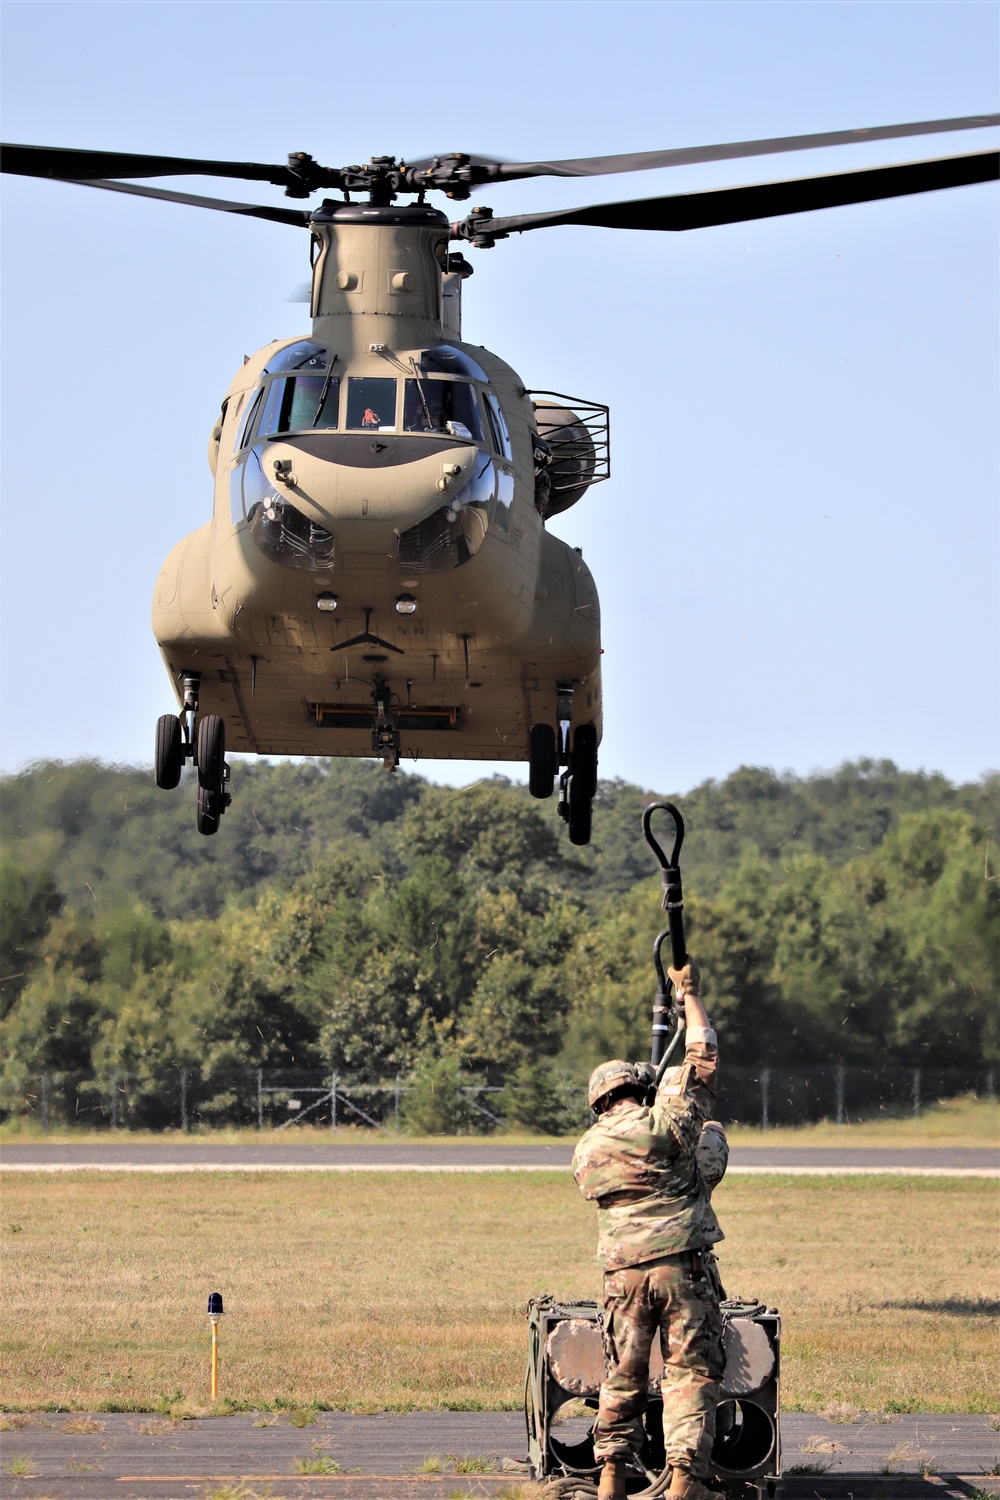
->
<box><xmin>667</xmin><ymin>962</ymin><xmax>718</xmax><ymax>1100</ymax></box>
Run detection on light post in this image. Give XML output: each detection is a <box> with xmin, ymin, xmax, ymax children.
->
<box><xmin>207</xmin><ymin>1291</ymin><xmax>224</xmax><ymax>1400</ymax></box>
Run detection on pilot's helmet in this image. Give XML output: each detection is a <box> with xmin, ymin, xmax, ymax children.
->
<box><xmin>697</xmin><ymin>1119</ymin><xmax>729</xmax><ymax>1189</ymax></box>
<box><xmin>587</xmin><ymin>1060</ymin><xmax>639</xmax><ymax>1112</ymax></box>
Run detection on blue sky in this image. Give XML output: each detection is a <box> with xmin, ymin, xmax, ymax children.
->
<box><xmin>1</xmin><ymin>1</ymin><xmax>997</xmax><ymax>793</ymax></box>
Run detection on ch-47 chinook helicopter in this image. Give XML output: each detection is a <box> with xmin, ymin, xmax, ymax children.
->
<box><xmin>3</xmin><ymin>118</ymin><xmax>997</xmax><ymax>844</ymax></box>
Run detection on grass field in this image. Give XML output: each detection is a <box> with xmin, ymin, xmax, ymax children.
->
<box><xmin>724</xmin><ymin>1093</ymin><xmax>1000</xmax><ymax>1148</ymax></box>
<box><xmin>0</xmin><ymin>1170</ymin><xmax>996</xmax><ymax>1417</ymax></box>
<box><xmin>1</xmin><ymin>1091</ymin><xmax>996</xmax><ymax>1149</ymax></box>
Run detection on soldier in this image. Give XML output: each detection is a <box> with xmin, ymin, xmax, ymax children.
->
<box><xmin>572</xmin><ymin>963</ymin><xmax>725</xmax><ymax>1500</ymax></box>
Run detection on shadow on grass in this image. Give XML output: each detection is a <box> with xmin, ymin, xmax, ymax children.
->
<box><xmin>880</xmin><ymin>1297</ymin><xmax>1000</xmax><ymax>1317</ymax></box>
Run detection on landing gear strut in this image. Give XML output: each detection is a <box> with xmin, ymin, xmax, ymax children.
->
<box><xmin>153</xmin><ymin>672</ymin><xmax>231</xmax><ymax>836</ymax></box>
<box><xmin>371</xmin><ymin>677</ymin><xmax>400</xmax><ymax>771</ymax></box>
<box><xmin>531</xmin><ymin>683</ymin><xmax>598</xmax><ymax>846</ymax></box>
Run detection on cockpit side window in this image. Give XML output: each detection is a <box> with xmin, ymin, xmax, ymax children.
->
<box><xmin>257</xmin><ymin>379</ymin><xmax>285</xmax><ymax>439</ymax></box>
<box><xmin>484</xmin><ymin>392</ymin><xmax>512</xmax><ymax>460</ymax></box>
<box><xmin>402</xmin><ymin>379</ymin><xmax>484</xmax><ymax>442</ymax></box>
<box><xmin>236</xmin><ymin>386</ymin><xmax>265</xmax><ymax>451</ymax></box>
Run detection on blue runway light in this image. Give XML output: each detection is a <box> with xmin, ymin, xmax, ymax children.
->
<box><xmin>207</xmin><ymin>1291</ymin><xmax>224</xmax><ymax>1316</ymax></box>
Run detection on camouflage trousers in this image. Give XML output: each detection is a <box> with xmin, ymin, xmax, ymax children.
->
<box><xmin>593</xmin><ymin>1250</ymin><xmax>725</xmax><ymax>1477</ymax></box>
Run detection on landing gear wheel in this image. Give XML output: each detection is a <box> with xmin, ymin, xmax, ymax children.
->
<box><xmin>196</xmin><ymin>714</ymin><xmax>225</xmax><ymax>791</ymax></box>
<box><xmin>571</xmin><ymin>722</ymin><xmax>598</xmax><ymax>800</ymax></box>
<box><xmin>567</xmin><ymin>776</ymin><xmax>593</xmax><ymax>846</ymax></box>
<box><xmin>528</xmin><ymin>723</ymin><xmax>556</xmax><ymax>799</ymax></box>
<box><xmin>154</xmin><ymin>714</ymin><xmax>183</xmax><ymax>790</ymax></box>
<box><xmin>196</xmin><ymin>784</ymin><xmax>221</xmax><ymax>836</ymax></box>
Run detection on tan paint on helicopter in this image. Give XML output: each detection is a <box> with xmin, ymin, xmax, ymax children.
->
<box><xmin>259</xmin><ymin>438</ymin><xmax>480</xmax><ymax>527</ymax></box>
<box><xmin>152</xmin><ymin>208</ymin><xmax>602</xmax><ymax>765</ymax></box>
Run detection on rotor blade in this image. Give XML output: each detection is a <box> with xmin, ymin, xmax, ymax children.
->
<box><xmin>58</xmin><ymin>176</ymin><xmax>311</xmax><ymax>227</ymax></box>
<box><xmin>0</xmin><ymin>142</ymin><xmax>294</xmax><ymax>187</ymax></box>
<box><xmin>457</xmin><ymin>151</ymin><xmax>999</xmax><ymax>240</ymax></box>
<box><xmin>412</xmin><ymin>113</ymin><xmax>999</xmax><ymax>183</ymax></box>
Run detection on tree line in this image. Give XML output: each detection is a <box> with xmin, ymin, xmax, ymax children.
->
<box><xmin>1</xmin><ymin>758</ymin><xmax>996</xmax><ymax>1130</ymax></box>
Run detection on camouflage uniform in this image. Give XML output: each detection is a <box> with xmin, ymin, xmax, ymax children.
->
<box><xmin>572</xmin><ymin>1036</ymin><xmax>725</xmax><ymax>1478</ymax></box>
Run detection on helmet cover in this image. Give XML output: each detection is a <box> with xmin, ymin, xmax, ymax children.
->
<box><xmin>587</xmin><ymin>1059</ymin><xmax>638</xmax><ymax>1111</ymax></box>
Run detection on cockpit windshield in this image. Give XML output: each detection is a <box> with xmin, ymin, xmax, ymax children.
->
<box><xmin>402</xmin><ymin>380</ymin><xmax>484</xmax><ymax>441</ymax></box>
<box><xmin>257</xmin><ymin>375</ymin><xmax>340</xmax><ymax>436</ymax></box>
<box><xmin>345</xmin><ymin>377</ymin><xmax>397</xmax><ymax>431</ymax></box>
<box><xmin>235</xmin><ymin>359</ymin><xmax>500</xmax><ymax>449</ymax></box>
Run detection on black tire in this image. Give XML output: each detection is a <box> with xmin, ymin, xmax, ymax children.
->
<box><xmin>196</xmin><ymin>784</ymin><xmax>221</xmax><ymax>836</ymax></box>
<box><xmin>571</xmin><ymin>722</ymin><xmax>599</xmax><ymax>801</ymax></box>
<box><xmin>567</xmin><ymin>776</ymin><xmax>592</xmax><ymax>846</ymax></box>
<box><xmin>528</xmin><ymin>723</ymin><xmax>556</xmax><ymax>799</ymax></box>
<box><xmin>196</xmin><ymin>714</ymin><xmax>225</xmax><ymax>791</ymax></box>
<box><xmin>154</xmin><ymin>714</ymin><xmax>183</xmax><ymax>790</ymax></box>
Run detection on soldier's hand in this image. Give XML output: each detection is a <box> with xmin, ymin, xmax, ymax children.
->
<box><xmin>668</xmin><ymin>961</ymin><xmax>700</xmax><ymax>998</ymax></box>
<box><xmin>633</xmin><ymin>1061</ymin><xmax>656</xmax><ymax>1090</ymax></box>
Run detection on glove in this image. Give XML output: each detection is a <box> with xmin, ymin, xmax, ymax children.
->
<box><xmin>633</xmin><ymin>1061</ymin><xmax>656</xmax><ymax>1090</ymax></box>
<box><xmin>668</xmin><ymin>962</ymin><xmax>700</xmax><ymax>998</ymax></box>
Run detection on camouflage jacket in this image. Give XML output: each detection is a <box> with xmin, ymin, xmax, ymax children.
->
<box><xmin>572</xmin><ymin>1038</ymin><xmax>722</xmax><ymax>1271</ymax></box>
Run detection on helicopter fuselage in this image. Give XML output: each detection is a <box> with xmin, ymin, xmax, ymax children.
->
<box><xmin>152</xmin><ymin>203</ymin><xmax>603</xmax><ymax>774</ymax></box>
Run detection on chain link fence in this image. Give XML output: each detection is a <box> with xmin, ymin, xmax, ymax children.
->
<box><xmin>1</xmin><ymin>1064</ymin><xmax>994</xmax><ymax>1134</ymax></box>
<box><xmin>717</xmin><ymin>1064</ymin><xmax>996</xmax><ymax>1129</ymax></box>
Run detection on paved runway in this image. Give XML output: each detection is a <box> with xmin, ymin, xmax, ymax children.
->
<box><xmin>1</xmin><ymin>1410</ymin><xmax>997</xmax><ymax>1499</ymax></box>
<box><xmin>2</xmin><ymin>1142</ymin><xmax>996</xmax><ymax>1175</ymax></box>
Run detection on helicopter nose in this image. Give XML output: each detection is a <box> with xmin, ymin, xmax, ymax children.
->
<box><xmin>256</xmin><ymin>435</ymin><xmax>482</xmax><ymax>531</ymax></box>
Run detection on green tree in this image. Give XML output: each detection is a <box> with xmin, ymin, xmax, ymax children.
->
<box><xmin>398</xmin><ymin>781</ymin><xmax>559</xmax><ymax>882</ymax></box>
<box><xmin>498</xmin><ymin>1058</ymin><xmax>581</xmax><ymax>1134</ymax></box>
<box><xmin>0</xmin><ymin>861</ymin><xmax>63</xmax><ymax>1015</ymax></box>
<box><xmin>382</xmin><ymin>855</ymin><xmax>474</xmax><ymax>998</ymax></box>
<box><xmin>458</xmin><ymin>885</ymin><xmax>582</xmax><ymax>1069</ymax></box>
<box><xmin>864</xmin><ymin>809</ymin><xmax>999</xmax><ymax>1062</ymax></box>
<box><xmin>400</xmin><ymin>1046</ymin><xmax>483</xmax><ymax>1134</ymax></box>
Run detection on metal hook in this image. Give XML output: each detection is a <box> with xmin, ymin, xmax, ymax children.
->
<box><xmin>645</xmin><ymin>802</ymin><xmax>689</xmax><ymax>1072</ymax></box>
<box><xmin>641</xmin><ymin>801</ymin><xmax>684</xmax><ymax>871</ymax></box>
<box><xmin>652</xmin><ymin>929</ymin><xmax>669</xmax><ymax>996</ymax></box>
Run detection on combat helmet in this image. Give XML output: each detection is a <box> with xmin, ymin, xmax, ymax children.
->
<box><xmin>587</xmin><ymin>1059</ymin><xmax>639</xmax><ymax>1111</ymax></box>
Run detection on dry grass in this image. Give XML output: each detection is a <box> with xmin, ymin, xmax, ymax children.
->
<box><xmin>0</xmin><ymin>1171</ymin><xmax>996</xmax><ymax>1415</ymax></box>
<box><xmin>2</xmin><ymin>1092</ymin><xmax>996</xmax><ymax>1148</ymax></box>
<box><xmin>61</xmin><ymin>1415</ymin><xmax>105</xmax><ymax>1433</ymax></box>
<box><xmin>201</xmin><ymin>1487</ymin><xmax>274</xmax><ymax>1500</ymax></box>
<box><xmin>726</xmin><ymin>1093</ymin><xmax>999</xmax><ymax>1149</ymax></box>
<box><xmin>882</xmin><ymin>1441</ymin><xmax>937</xmax><ymax>1474</ymax></box>
<box><xmin>802</xmin><ymin>1435</ymin><xmax>845</xmax><ymax>1453</ymax></box>
<box><xmin>822</xmin><ymin>1399</ymin><xmax>861</xmax><ymax>1423</ymax></box>
<box><xmin>0</xmin><ymin>1120</ymin><xmax>571</xmax><ymax>1148</ymax></box>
